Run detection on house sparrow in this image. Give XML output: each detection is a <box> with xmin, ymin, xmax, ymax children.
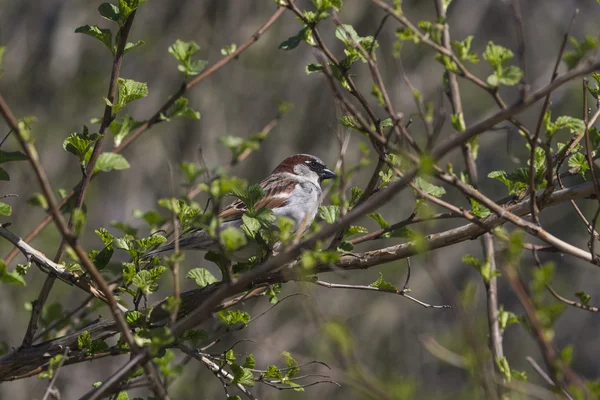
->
<box><xmin>145</xmin><ymin>154</ymin><xmax>336</xmax><ymax>259</ymax></box>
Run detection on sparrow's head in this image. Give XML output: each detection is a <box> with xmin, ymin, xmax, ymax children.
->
<box><xmin>273</xmin><ymin>154</ymin><xmax>336</xmax><ymax>183</ymax></box>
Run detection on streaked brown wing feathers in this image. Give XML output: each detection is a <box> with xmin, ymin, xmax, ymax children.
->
<box><xmin>217</xmin><ymin>175</ymin><xmax>295</xmax><ymax>221</ymax></box>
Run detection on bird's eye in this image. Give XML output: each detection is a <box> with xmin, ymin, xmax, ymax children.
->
<box><xmin>310</xmin><ymin>161</ymin><xmax>318</xmax><ymax>168</ymax></box>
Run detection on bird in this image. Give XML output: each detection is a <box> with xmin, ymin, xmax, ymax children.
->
<box><xmin>145</xmin><ymin>154</ymin><xmax>336</xmax><ymax>259</ymax></box>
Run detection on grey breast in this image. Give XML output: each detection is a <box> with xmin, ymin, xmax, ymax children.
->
<box><xmin>272</xmin><ymin>181</ymin><xmax>321</xmax><ymax>232</ymax></box>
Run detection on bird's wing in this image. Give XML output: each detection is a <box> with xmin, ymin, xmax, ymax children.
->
<box><xmin>218</xmin><ymin>175</ymin><xmax>296</xmax><ymax>222</ymax></box>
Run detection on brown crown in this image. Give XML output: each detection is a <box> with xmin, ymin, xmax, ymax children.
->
<box><xmin>272</xmin><ymin>154</ymin><xmax>322</xmax><ymax>174</ymax></box>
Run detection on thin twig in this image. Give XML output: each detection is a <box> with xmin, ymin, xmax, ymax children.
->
<box><xmin>307</xmin><ymin>278</ymin><xmax>449</xmax><ymax>309</ymax></box>
<box><xmin>41</xmin><ymin>347</ymin><xmax>69</xmax><ymax>400</ymax></box>
<box><xmin>547</xmin><ymin>285</ymin><xmax>599</xmax><ymax>312</ymax></box>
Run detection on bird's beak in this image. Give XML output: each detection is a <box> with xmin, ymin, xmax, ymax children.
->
<box><xmin>320</xmin><ymin>168</ymin><xmax>337</xmax><ymax>180</ymax></box>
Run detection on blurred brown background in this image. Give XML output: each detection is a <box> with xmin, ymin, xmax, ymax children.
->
<box><xmin>0</xmin><ymin>0</ymin><xmax>599</xmax><ymax>398</ymax></box>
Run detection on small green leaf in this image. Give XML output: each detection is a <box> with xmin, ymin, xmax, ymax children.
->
<box><xmin>112</xmin><ymin>78</ymin><xmax>148</xmax><ymax>113</ymax></box>
<box><xmin>75</xmin><ymin>25</ymin><xmax>113</xmax><ymax>53</ymax></box>
<box><xmin>163</xmin><ymin>97</ymin><xmax>200</xmax><ymax>120</ymax></box>
<box><xmin>280</xmin><ymin>27</ymin><xmax>311</xmax><ymax>51</ymax></box>
<box><xmin>370</xmin><ymin>272</ymin><xmax>398</xmax><ymax>292</ymax></box>
<box><xmin>98</xmin><ymin>3</ymin><xmax>120</xmax><ymax>22</ymax></box>
<box><xmin>168</xmin><ymin>39</ymin><xmax>207</xmax><ymax>76</ymax></box>
<box><xmin>109</xmin><ymin>115</ymin><xmax>144</xmax><ymax>147</ymax></box>
<box><xmin>186</xmin><ymin>268</ymin><xmax>218</xmax><ymax>288</ymax></box>
<box><xmin>0</xmin><ymin>260</ymin><xmax>26</xmax><ymax>286</ymax></box>
<box><xmin>0</xmin><ymin>150</ymin><xmax>28</xmax><ymax>163</ymax></box>
<box><xmin>563</xmin><ymin>35</ymin><xmax>598</xmax><ymax>70</ymax></box>
<box><xmin>243</xmin><ymin>354</ymin><xmax>256</xmax><ymax>369</ymax></box>
<box><xmin>319</xmin><ymin>205</ymin><xmax>340</xmax><ymax>224</ymax></box>
<box><xmin>118</xmin><ymin>0</ymin><xmax>146</xmax><ymax>21</ymax></box>
<box><xmin>221</xmin><ymin>43</ymin><xmax>237</xmax><ymax>55</ymax></box>
<box><xmin>220</xmin><ymin>227</ymin><xmax>247</xmax><ymax>253</ymax></box>
<box><xmin>132</xmin><ymin>270</ymin><xmax>158</xmax><ymax>294</ymax></box>
<box><xmin>575</xmin><ymin>291</ymin><xmax>592</xmax><ymax>305</ymax></box>
<box><xmin>126</xmin><ymin>310</ymin><xmax>143</xmax><ymax>327</ymax></box>
<box><xmin>78</xmin><ymin>331</ymin><xmax>92</xmax><ymax>350</ymax></box>
<box><xmin>0</xmin><ymin>202</ymin><xmax>12</xmax><ymax>216</ymax></box>
<box><xmin>72</xmin><ymin>209</ymin><xmax>87</xmax><ymax>237</ymax></box>
<box><xmin>63</xmin><ymin>126</ymin><xmax>101</xmax><ymax>163</ymax></box>
<box><xmin>231</xmin><ymin>364</ymin><xmax>255</xmax><ymax>386</ymax></box>
<box><xmin>94</xmin><ymin>153</ymin><xmax>130</xmax><ymax>172</ymax></box>
<box><xmin>367</xmin><ymin>213</ymin><xmax>388</xmax><ymax>229</ymax></box>
<box><xmin>218</xmin><ymin>309</ymin><xmax>250</xmax><ymax>327</ymax></box>
<box><xmin>412</xmin><ymin>176</ymin><xmax>446</xmax><ymax>197</ymax></box>
<box><xmin>451</xmin><ymin>36</ymin><xmax>479</xmax><ymax>63</ymax></box>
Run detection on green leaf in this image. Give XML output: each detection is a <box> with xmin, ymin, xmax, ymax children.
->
<box><xmin>109</xmin><ymin>115</ymin><xmax>144</xmax><ymax>147</ymax></box>
<box><xmin>370</xmin><ymin>272</ymin><xmax>398</xmax><ymax>292</ymax></box>
<box><xmin>343</xmin><ymin>225</ymin><xmax>368</xmax><ymax>239</ymax></box>
<box><xmin>451</xmin><ymin>36</ymin><xmax>479</xmax><ymax>63</ymax></box>
<box><xmin>575</xmin><ymin>291</ymin><xmax>592</xmax><ymax>305</ymax></box>
<box><xmin>451</xmin><ymin>112</ymin><xmax>466</xmax><ymax>132</ymax></box>
<box><xmin>367</xmin><ymin>213</ymin><xmax>388</xmax><ymax>229</ymax></box>
<box><xmin>412</xmin><ymin>176</ymin><xmax>446</xmax><ymax>197</ymax></box>
<box><xmin>483</xmin><ymin>41</ymin><xmax>522</xmax><ymax>87</ymax></box>
<box><xmin>0</xmin><ymin>202</ymin><xmax>11</xmax><ymax>217</ymax></box>
<box><xmin>231</xmin><ymin>363</ymin><xmax>255</xmax><ymax>386</ymax></box>
<box><xmin>75</xmin><ymin>25</ymin><xmax>112</xmax><ymax>53</ymax></box>
<box><xmin>218</xmin><ymin>309</ymin><xmax>250</xmax><ymax>327</ymax></box>
<box><xmin>487</xmin><ymin>170</ymin><xmax>529</xmax><ymax>196</ymax></box>
<box><xmin>186</xmin><ymin>268</ymin><xmax>218</xmax><ymax>288</ymax></box>
<box><xmin>98</xmin><ymin>3</ymin><xmax>120</xmax><ymax>22</ymax></box>
<box><xmin>94</xmin><ymin>152</ymin><xmax>130</xmax><ymax>172</ymax></box>
<box><xmin>111</xmin><ymin>78</ymin><xmax>148</xmax><ymax>113</ymax></box>
<box><xmin>78</xmin><ymin>331</ymin><xmax>92</xmax><ymax>350</ymax></box>
<box><xmin>498</xmin><ymin>305</ymin><xmax>520</xmax><ymax>333</ymax></box>
<box><xmin>178</xmin><ymin>162</ymin><xmax>203</xmax><ymax>185</ymax></box>
<box><xmin>63</xmin><ymin>126</ymin><xmax>101</xmax><ymax>163</ymax></box>
<box><xmin>72</xmin><ymin>209</ymin><xmax>87</xmax><ymax>237</ymax></box>
<box><xmin>168</xmin><ymin>39</ymin><xmax>207</xmax><ymax>76</ymax></box>
<box><xmin>118</xmin><ymin>0</ymin><xmax>146</xmax><ymax>21</ymax></box>
<box><xmin>498</xmin><ymin>65</ymin><xmax>523</xmax><ymax>86</ymax></box>
<box><xmin>306</xmin><ymin>62</ymin><xmax>324</xmax><ymax>74</ymax></box>
<box><xmin>116</xmin><ymin>391</ymin><xmax>129</xmax><ymax>400</ymax></box>
<box><xmin>133</xmin><ymin>209</ymin><xmax>166</xmax><ymax>230</ymax></box>
<box><xmin>0</xmin><ymin>150</ymin><xmax>27</xmax><ymax>163</ymax></box>
<box><xmin>463</xmin><ymin>254</ymin><xmax>499</xmax><ymax>284</ymax></box>
<box><xmin>148</xmin><ymin>326</ymin><xmax>174</xmax><ymax>355</ymax></box>
<box><xmin>319</xmin><ymin>205</ymin><xmax>340</xmax><ymax>224</ymax></box>
<box><xmin>132</xmin><ymin>270</ymin><xmax>159</xmax><ymax>294</ymax></box>
<box><xmin>0</xmin><ymin>167</ymin><xmax>8</xmax><ymax>181</ymax></box>
<box><xmin>220</xmin><ymin>227</ymin><xmax>247</xmax><ymax>253</ymax></box>
<box><xmin>231</xmin><ymin>184</ymin><xmax>264</xmax><ymax>212</ymax></box>
<box><xmin>563</xmin><ymin>35</ymin><xmax>598</xmax><ymax>70</ymax></box>
<box><xmin>243</xmin><ymin>354</ymin><xmax>256</xmax><ymax>369</ymax></box>
<box><xmin>568</xmin><ymin>153</ymin><xmax>589</xmax><ymax>176</ymax></box>
<box><xmin>163</xmin><ymin>97</ymin><xmax>200</xmax><ymax>120</ymax></box>
<box><xmin>221</xmin><ymin>43</ymin><xmax>237</xmax><ymax>55</ymax></box>
<box><xmin>126</xmin><ymin>310</ymin><xmax>143</xmax><ymax>327</ymax></box>
<box><xmin>279</xmin><ymin>27</ymin><xmax>310</xmax><ymax>51</ymax></box>
<box><xmin>120</xmin><ymin>40</ymin><xmax>145</xmax><ymax>55</ymax></box>
<box><xmin>483</xmin><ymin>41</ymin><xmax>514</xmax><ymax>69</ymax></box>
<box><xmin>0</xmin><ymin>260</ymin><xmax>25</xmax><ymax>286</ymax></box>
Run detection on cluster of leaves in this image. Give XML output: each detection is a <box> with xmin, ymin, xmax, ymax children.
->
<box><xmin>221</xmin><ymin>349</ymin><xmax>306</xmax><ymax>392</ymax></box>
<box><xmin>305</xmin><ymin>25</ymin><xmax>378</xmax><ymax>90</ymax></box>
<box><xmin>75</xmin><ymin>0</ymin><xmax>146</xmax><ymax>56</ymax></box>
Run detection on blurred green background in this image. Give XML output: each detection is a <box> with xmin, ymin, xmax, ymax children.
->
<box><xmin>1</xmin><ymin>0</ymin><xmax>599</xmax><ymax>398</ymax></box>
